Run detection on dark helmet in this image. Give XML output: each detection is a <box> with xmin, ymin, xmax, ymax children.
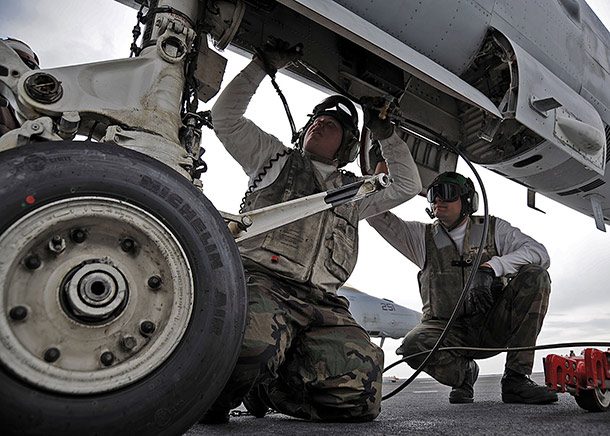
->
<box><xmin>2</xmin><ymin>38</ymin><xmax>39</xmax><ymax>69</ymax></box>
<box><xmin>298</xmin><ymin>95</ymin><xmax>360</xmax><ymax>167</ymax></box>
<box><xmin>427</xmin><ymin>171</ymin><xmax>479</xmax><ymax>216</ymax></box>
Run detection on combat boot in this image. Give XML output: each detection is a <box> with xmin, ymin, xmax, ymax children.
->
<box><xmin>242</xmin><ymin>384</ymin><xmax>270</xmax><ymax>418</ymax></box>
<box><xmin>501</xmin><ymin>369</ymin><xmax>558</xmax><ymax>404</ymax></box>
<box><xmin>449</xmin><ymin>360</ymin><xmax>479</xmax><ymax>404</ymax></box>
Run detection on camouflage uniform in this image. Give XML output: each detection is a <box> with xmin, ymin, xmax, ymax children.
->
<box><xmin>213</xmin><ymin>270</ymin><xmax>383</xmax><ymax>421</ymax></box>
<box><xmin>368</xmin><ymin>212</ymin><xmax>551</xmax><ymax>388</ymax></box>
<box><xmin>400</xmin><ymin>265</ymin><xmax>550</xmax><ymax>387</ymax></box>
<box><xmin>209</xmin><ymin>152</ymin><xmax>384</xmax><ymax>421</ymax></box>
<box><xmin>207</xmin><ymin>61</ymin><xmax>421</xmax><ymax>421</ymax></box>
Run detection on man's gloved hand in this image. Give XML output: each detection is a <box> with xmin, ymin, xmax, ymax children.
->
<box><xmin>254</xmin><ymin>38</ymin><xmax>303</xmax><ymax>76</ymax></box>
<box><xmin>463</xmin><ymin>267</ymin><xmax>495</xmax><ymax>317</ymax></box>
<box><xmin>361</xmin><ymin>96</ymin><xmax>395</xmax><ymax>141</ymax></box>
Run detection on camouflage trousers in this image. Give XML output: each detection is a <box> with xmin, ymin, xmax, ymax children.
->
<box><xmin>207</xmin><ymin>269</ymin><xmax>383</xmax><ymax>421</ymax></box>
<box><xmin>399</xmin><ymin>264</ymin><xmax>550</xmax><ymax>387</ymax></box>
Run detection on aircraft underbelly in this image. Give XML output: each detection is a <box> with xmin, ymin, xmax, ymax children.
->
<box><xmin>332</xmin><ymin>0</ymin><xmax>494</xmax><ymax>75</ymax></box>
<box><xmin>277</xmin><ymin>0</ymin><xmax>501</xmax><ymax>119</ymax></box>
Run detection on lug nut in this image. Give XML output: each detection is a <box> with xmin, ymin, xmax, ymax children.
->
<box><xmin>100</xmin><ymin>351</ymin><xmax>115</xmax><ymax>366</ymax></box>
<box><xmin>43</xmin><ymin>347</ymin><xmax>60</xmax><ymax>363</ymax></box>
<box><xmin>48</xmin><ymin>235</ymin><xmax>66</xmax><ymax>253</ymax></box>
<box><xmin>70</xmin><ymin>228</ymin><xmax>87</xmax><ymax>243</ymax></box>
<box><xmin>147</xmin><ymin>275</ymin><xmax>162</xmax><ymax>289</ymax></box>
<box><xmin>140</xmin><ymin>320</ymin><xmax>156</xmax><ymax>336</ymax></box>
<box><xmin>120</xmin><ymin>335</ymin><xmax>137</xmax><ymax>351</ymax></box>
<box><xmin>120</xmin><ymin>238</ymin><xmax>136</xmax><ymax>253</ymax></box>
<box><xmin>9</xmin><ymin>306</ymin><xmax>28</xmax><ymax>321</ymax></box>
<box><xmin>24</xmin><ymin>254</ymin><xmax>41</xmax><ymax>270</ymax></box>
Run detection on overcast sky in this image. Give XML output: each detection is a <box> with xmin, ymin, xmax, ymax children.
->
<box><xmin>1</xmin><ymin>0</ymin><xmax>609</xmax><ymax>378</ymax></box>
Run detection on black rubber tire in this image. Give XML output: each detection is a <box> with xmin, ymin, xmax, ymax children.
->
<box><xmin>0</xmin><ymin>142</ymin><xmax>247</xmax><ymax>435</ymax></box>
<box><xmin>575</xmin><ymin>388</ymin><xmax>610</xmax><ymax>412</ymax></box>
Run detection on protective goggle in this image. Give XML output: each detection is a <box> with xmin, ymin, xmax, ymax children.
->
<box><xmin>426</xmin><ymin>183</ymin><xmax>461</xmax><ymax>203</ymax></box>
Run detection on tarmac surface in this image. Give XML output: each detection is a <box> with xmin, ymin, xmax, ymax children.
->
<box><xmin>185</xmin><ymin>374</ymin><xmax>610</xmax><ymax>435</ymax></box>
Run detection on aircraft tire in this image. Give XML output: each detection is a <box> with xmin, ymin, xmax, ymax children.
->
<box><xmin>0</xmin><ymin>141</ymin><xmax>247</xmax><ymax>435</ymax></box>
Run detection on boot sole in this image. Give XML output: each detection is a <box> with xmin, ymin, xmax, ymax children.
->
<box><xmin>449</xmin><ymin>397</ymin><xmax>474</xmax><ymax>404</ymax></box>
<box><xmin>502</xmin><ymin>393</ymin><xmax>558</xmax><ymax>404</ymax></box>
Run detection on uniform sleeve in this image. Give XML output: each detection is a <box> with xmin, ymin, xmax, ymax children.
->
<box><xmin>358</xmin><ymin>131</ymin><xmax>423</xmax><ymax>219</ymax></box>
<box><xmin>487</xmin><ymin>217</ymin><xmax>550</xmax><ymax>276</ymax></box>
<box><xmin>366</xmin><ymin>211</ymin><xmax>427</xmax><ymax>269</ymax></box>
<box><xmin>211</xmin><ymin>61</ymin><xmax>288</xmax><ymax>178</ymax></box>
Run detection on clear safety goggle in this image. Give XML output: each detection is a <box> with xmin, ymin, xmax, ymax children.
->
<box><xmin>426</xmin><ymin>183</ymin><xmax>461</xmax><ymax>203</ymax></box>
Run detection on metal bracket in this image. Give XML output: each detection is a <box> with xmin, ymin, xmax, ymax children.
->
<box><xmin>585</xmin><ymin>194</ymin><xmax>607</xmax><ymax>232</ymax></box>
<box><xmin>221</xmin><ymin>174</ymin><xmax>390</xmax><ymax>242</ymax></box>
<box><xmin>0</xmin><ymin>117</ymin><xmax>62</xmax><ymax>152</ymax></box>
<box><xmin>156</xmin><ymin>16</ymin><xmax>197</xmax><ymax>63</ymax></box>
<box><xmin>529</xmin><ymin>96</ymin><xmax>562</xmax><ymax>117</ymax></box>
<box><xmin>526</xmin><ymin>189</ymin><xmax>546</xmax><ymax>214</ymax></box>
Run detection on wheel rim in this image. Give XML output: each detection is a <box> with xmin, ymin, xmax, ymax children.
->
<box><xmin>593</xmin><ymin>387</ymin><xmax>610</xmax><ymax>408</ymax></box>
<box><xmin>0</xmin><ymin>197</ymin><xmax>194</xmax><ymax>394</ymax></box>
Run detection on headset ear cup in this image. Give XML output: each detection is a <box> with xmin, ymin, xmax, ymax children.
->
<box><xmin>296</xmin><ymin>118</ymin><xmax>313</xmax><ymax>148</ymax></box>
<box><xmin>336</xmin><ymin>130</ymin><xmax>360</xmax><ymax>167</ymax></box>
<box><xmin>471</xmin><ymin>191</ymin><xmax>479</xmax><ymax>214</ymax></box>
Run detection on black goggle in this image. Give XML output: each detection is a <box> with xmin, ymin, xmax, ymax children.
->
<box><xmin>426</xmin><ymin>183</ymin><xmax>461</xmax><ymax>203</ymax></box>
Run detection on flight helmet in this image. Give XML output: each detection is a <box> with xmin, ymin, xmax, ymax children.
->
<box><xmin>427</xmin><ymin>171</ymin><xmax>479</xmax><ymax>217</ymax></box>
<box><xmin>298</xmin><ymin>95</ymin><xmax>360</xmax><ymax>167</ymax></box>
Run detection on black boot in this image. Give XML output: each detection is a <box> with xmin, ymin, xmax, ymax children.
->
<box><xmin>242</xmin><ymin>384</ymin><xmax>270</xmax><ymax>418</ymax></box>
<box><xmin>501</xmin><ymin>369</ymin><xmax>558</xmax><ymax>404</ymax></box>
<box><xmin>449</xmin><ymin>360</ymin><xmax>479</xmax><ymax>404</ymax></box>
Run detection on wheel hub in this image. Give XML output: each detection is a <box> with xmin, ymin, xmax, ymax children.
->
<box><xmin>0</xmin><ymin>197</ymin><xmax>194</xmax><ymax>394</ymax></box>
<box><xmin>63</xmin><ymin>262</ymin><xmax>128</xmax><ymax>322</ymax></box>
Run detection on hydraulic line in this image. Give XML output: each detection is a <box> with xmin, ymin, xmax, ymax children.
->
<box><xmin>383</xmin><ymin>342</ymin><xmax>610</xmax><ymax>373</ymax></box>
<box><xmin>269</xmin><ymin>75</ymin><xmax>298</xmax><ymax>143</ymax></box>
<box><xmin>381</xmin><ymin>143</ymin><xmax>489</xmax><ymax>401</ymax></box>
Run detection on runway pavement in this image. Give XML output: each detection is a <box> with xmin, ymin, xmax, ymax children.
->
<box><xmin>185</xmin><ymin>374</ymin><xmax>610</xmax><ymax>435</ymax></box>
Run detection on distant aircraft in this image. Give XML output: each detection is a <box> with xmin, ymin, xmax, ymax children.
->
<box><xmin>2</xmin><ymin>0</ymin><xmax>610</xmax><ymax>434</ymax></box>
<box><xmin>338</xmin><ymin>286</ymin><xmax>421</xmax><ymax>347</ymax></box>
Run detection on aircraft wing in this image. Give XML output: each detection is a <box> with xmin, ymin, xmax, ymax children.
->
<box><xmin>338</xmin><ymin>286</ymin><xmax>421</xmax><ymax>341</ymax></box>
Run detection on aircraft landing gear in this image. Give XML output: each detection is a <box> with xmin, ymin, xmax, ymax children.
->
<box><xmin>0</xmin><ymin>142</ymin><xmax>247</xmax><ymax>435</ymax></box>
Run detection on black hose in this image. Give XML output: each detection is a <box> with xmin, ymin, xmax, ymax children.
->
<box><xmin>269</xmin><ymin>75</ymin><xmax>298</xmax><ymax>143</ymax></box>
<box><xmin>382</xmin><ymin>145</ymin><xmax>489</xmax><ymax>401</ymax></box>
<box><xmin>383</xmin><ymin>342</ymin><xmax>610</xmax><ymax>374</ymax></box>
